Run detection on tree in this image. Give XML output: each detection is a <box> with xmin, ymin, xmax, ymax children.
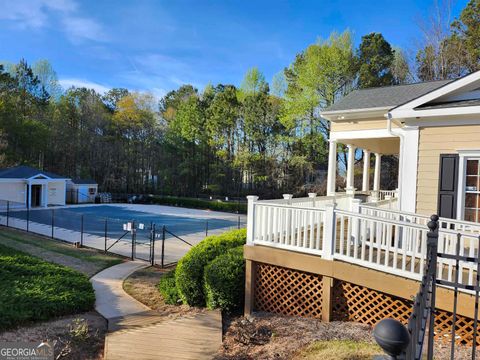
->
<box><xmin>32</xmin><ymin>60</ymin><xmax>63</xmax><ymax>100</ymax></box>
<box><xmin>451</xmin><ymin>0</ymin><xmax>480</xmax><ymax>72</ymax></box>
<box><xmin>391</xmin><ymin>47</ymin><xmax>412</xmax><ymax>84</ymax></box>
<box><xmin>357</xmin><ymin>33</ymin><xmax>394</xmax><ymax>88</ymax></box>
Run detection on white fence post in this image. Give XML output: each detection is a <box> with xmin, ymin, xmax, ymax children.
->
<box><xmin>246</xmin><ymin>195</ymin><xmax>259</xmax><ymax>245</ymax></box>
<box><xmin>308</xmin><ymin>192</ymin><xmax>317</xmax><ymax>207</ymax></box>
<box><xmin>283</xmin><ymin>194</ymin><xmax>293</xmax><ymax>205</ymax></box>
<box><xmin>322</xmin><ymin>203</ymin><xmax>336</xmax><ymax>260</ymax></box>
<box><xmin>385</xmin><ymin>195</ymin><xmax>392</xmax><ymax>209</ymax></box>
<box><xmin>351</xmin><ymin>199</ymin><xmax>361</xmax><ymax>248</ymax></box>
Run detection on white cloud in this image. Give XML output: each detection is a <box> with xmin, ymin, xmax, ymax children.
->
<box><xmin>59</xmin><ymin>78</ymin><xmax>110</xmax><ymax>94</ymax></box>
<box><xmin>0</xmin><ymin>0</ymin><xmax>106</xmax><ymax>43</ymax></box>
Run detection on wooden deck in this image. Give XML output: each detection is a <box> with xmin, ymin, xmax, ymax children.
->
<box><xmin>104</xmin><ymin>310</ymin><xmax>222</xmax><ymax>360</ymax></box>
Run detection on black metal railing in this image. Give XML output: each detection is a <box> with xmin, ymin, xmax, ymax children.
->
<box><xmin>375</xmin><ymin>214</ymin><xmax>480</xmax><ymax>359</ymax></box>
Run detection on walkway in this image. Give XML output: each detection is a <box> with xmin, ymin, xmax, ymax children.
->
<box><xmin>91</xmin><ymin>261</ymin><xmax>222</xmax><ymax>360</ymax></box>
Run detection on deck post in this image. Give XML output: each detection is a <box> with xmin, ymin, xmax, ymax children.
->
<box><xmin>308</xmin><ymin>192</ymin><xmax>316</xmax><ymax>207</ymax></box>
<box><xmin>322</xmin><ymin>203</ymin><xmax>336</xmax><ymax>260</ymax></box>
<box><xmin>282</xmin><ymin>194</ymin><xmax>293</xmax><ymax>205</ymax></box>
<box><xmin>385</xmin><ymin>195</ymin><xmax>392</xmax><ymax>209</ymax></box>
<box><xmin>321</xmin><ymin>276</ymin><xmax>334</xmax><ymax>322</ymax></box>
<box><xmin>244</xmin><ymin>258</ymin><xmax>256</xmax><ymax>316</ymax></box>
<box><xmin>246</xmin><ymin>196</ymin><xmax>259</xmax><ymax>245</ymax></box>
<box><xmin>351</xmin><ymin>199</ymin><xmax>361</xmax><ymax>248</ymax></box>
<box><xmin>373</xmin><ymin>153</ymin><xmax>382</xmax><ymax>200</ymax></box>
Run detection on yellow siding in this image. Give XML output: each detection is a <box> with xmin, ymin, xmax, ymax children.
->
<box><xmin>416</xmin><ymin>125</ymin><xmax>480</xmax><ymax>215</ymax></box>
<box><xmin>48</xmin><ymin>181</ymin><xmax>66</xmax><ymax>205</ymax></box>
<box><xmin>330</xmin><ymin>118</ymin><xmax>399</xmax><ymax>132</ymax></box>
<box><xmin>0</xmin><ymin>182</ymin><xmax>26</xmax><ymax>204</ymax></box>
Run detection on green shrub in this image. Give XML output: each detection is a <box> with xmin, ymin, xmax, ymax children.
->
<box><xmin>175</xmin><ymin>229</ymin><xmax>246</xmax><ymax>306</ymax></box>
<box><xmin>157</xmin><ymin>271</ymin><xmax>180</xmax><ymax>305</ymax></box>
<box><xmin>0</xmin><ymin>244</ymin><xmax>95</xmax><ymax>330</ymax></box>
<box><xmin>151</xmin><ymin>196</ymin><xmax>247</xmax><ymax>214</ymax></box>
<box><xmin>204</xmin><ymin>246</ymin><xmax>245</xmax><ymax>312</ymax></box>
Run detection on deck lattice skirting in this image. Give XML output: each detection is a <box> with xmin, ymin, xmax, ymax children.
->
<box><xmin>249</xmin><ymin>257</ymin><xmax>480</xmax><ymax>346</ymax></box>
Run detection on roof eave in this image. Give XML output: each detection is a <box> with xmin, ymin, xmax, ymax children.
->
<box><xmin>321</xmin><ymin>106</ymin><xmax>391</xmax><ymax>121</ymax></box>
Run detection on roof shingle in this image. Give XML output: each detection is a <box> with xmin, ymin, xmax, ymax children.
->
<box><xmin>323</xmin><ymin>80</ymin><xmax>452</xmax><ymax>113</ymax></box>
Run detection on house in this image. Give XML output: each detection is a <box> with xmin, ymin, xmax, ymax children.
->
<box><xmin>321</xmin><ymin>70</ymin><xmax>480</xmax><ymax>220</ymax></box>
<box><xmin>0</xmin><ymin>166</ymin><xmax>69</xmax><ymax>207</ymax></box>
<box><xmin>243</xmin><ymin>70</ymin><xmax>480</xmax><ymax>347</ymax></box>
<box><xmin>66</xmin><ymin>179</ymin><xmax>98</xmax><ymax>204</ymax></box>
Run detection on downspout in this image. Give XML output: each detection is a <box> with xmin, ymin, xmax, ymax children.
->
<box><xmin>387</xmin><ymin>112</ymin><xmax>404</xmax><ymax>210</ymax></box>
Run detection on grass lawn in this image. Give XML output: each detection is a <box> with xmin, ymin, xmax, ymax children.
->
<box><xmin>293</xmin><ymin>340</ymin><xmax>382</xmax><ymax>360</ymax></box>
<box><xmin>0</xmin><ymin>244</ymin><xmax>95</xmax><ymax>330</ymax></box>
<box><xmin>0</xmin><ymin>228</ymin><xmax>123</xmax><ymax>276</ymax></box>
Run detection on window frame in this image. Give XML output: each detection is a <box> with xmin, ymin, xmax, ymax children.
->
<box><xmin>457</xmin><ymin>150</ymin><xmax>480</xmax><ymax>222</ymax></box>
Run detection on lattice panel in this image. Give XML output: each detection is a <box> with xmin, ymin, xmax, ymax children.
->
<box><xmin>434</xmin><ymin>309</ymin><xmax>480</xmax><ymax>346</ymax></box>
<box><xmin>332</xmin><ymin>280</ymin><xmax>411</xmax><ymax>326</ymax></box>
<box><xmin>254</xmin><ymin>263</ymin><xmax>323</xmax><ymax>319</ymax></box>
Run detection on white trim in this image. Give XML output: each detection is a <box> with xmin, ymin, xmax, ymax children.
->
<box><xmin>456</xmin><ymin>150</ymin><xmax>480</xmax><ymax>221</ymax></box>
<box><xmin>391</xmin><ymin>71</ymin><xmax>480</xmax><ymax>113</ymax></box>
<box><xmin>395</xmin><ymin>126</ymin><xmax>419</xmax><ymax>212</ymax></box>
<box><xmin>27</xmin><ymin>173</ymin><xmax>53</xmax><ymax>180</ymax></box>
<box><xmin>321</xmin><ymin>107</ymin><xmax>390</xmax><ymax>121</ymax></box>
<box><xmin>391</xmin><ymin>105</ymin><xmax>480</xmax><ymax>120</ymax></box>
<box><xmin>330</xmin><ymin>128</ymin><xmax>396</xmax><ymax>140</ymax></box>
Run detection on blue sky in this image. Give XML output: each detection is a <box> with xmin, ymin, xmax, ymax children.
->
<box><xmin>0</xmin><ymin>0</ymin><xmax>468</xmax><ymax>98</ymax></box>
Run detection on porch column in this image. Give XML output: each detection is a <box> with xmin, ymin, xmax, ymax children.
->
<box><xmin>327</xmin><ymin>140</ymin><xmax>337</xmax><ymax>196</ymax></box>
<box><xmin>362</xmin><ymin>150</ymin><xmax>370</xmax><ymax>192</ymax></box>
<box><xmin>373</xmin><ymin>153</ymin><xmax>382</xmax><ymax>192</ymax></box>
<box><xmin>346</xmin><ymin>144</ymin><xmax>356</xmax><ymax>191</ymax></box>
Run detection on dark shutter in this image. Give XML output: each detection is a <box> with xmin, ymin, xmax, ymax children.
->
<box><xmin>437</xmin><ymin>154</ymin><xmax>459</xmax><ymax>219</ymax></box>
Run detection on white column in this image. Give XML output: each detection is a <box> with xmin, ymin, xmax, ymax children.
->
<box><xmin>373</xmin><ymin>153</ymin><xmax>382</xmax><ymax>192</ymax></box>
<box><xmin>308</xmin><ymin>192</ymin><xmax>316</xmax><ymax>207</ymax></box>
<box><xmin>327</xmin><ymin>140</ymin><xmax>337</xmax><ymax>196</ymax></box>
<box><xmin>346</xmin><ymin>144</ymin><xmax>356</xmax><ymax>191</ymax></box>
<box><xmin>43</xmin><ymin>183</ymin><xmax>49</xmax><ymax>207</ymax></box>
<box><xmin>362</xmin><ymin>150</ymin><xmax>370</xmax><ymax>192</ymax></box>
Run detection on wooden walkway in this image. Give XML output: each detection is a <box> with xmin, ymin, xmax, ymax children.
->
<box><xmin>104</xmin><ymin>310</ymin><xmax>222</xmax><ymax>360</ymax></box>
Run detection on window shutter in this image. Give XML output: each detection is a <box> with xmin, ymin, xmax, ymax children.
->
<box><xmin>437</xmin><ymin>154</ymin><xmax>459</xmax><ymax>219</ymax></box>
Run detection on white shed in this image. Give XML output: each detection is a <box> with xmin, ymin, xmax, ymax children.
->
<box><xmin>66</xmin><ymin>179</ymin><xmax>98</xmax><ymax>204</ymax></box>
<box><xmin>0</xmin><ymin>166</ymin><xmax>69</xmax><ymax>208</ymax></box>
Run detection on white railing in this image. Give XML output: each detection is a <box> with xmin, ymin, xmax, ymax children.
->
<box><xmin>246</xmin><ymin>195</ymin><xmax>480</xmax><ymax>293</ymax></box>
<box><xmin>251</xmin><ymin>202</ymin><xmax>326</xmax><ymax>255</ymax></box>
<box><xmin>371</xmin><ymin>189</ymin><xmax>398</xmax><ymax>201</ymax></box>
<box><xmin>255</xmin><ymin>193</ymin><xmax>351</xmax><ymax>210</ymax></box>
<box><xmin>334</xmin><ymin>209</ymin><xmax>428</xmax><ymax>280</ymax></box>
<box><xmin>360</xmin><ymin>205</ymin><xmax>480</xmax><ymax>233</ymax></box>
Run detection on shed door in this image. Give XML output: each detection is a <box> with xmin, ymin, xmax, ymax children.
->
<box><xmin>437</xmin><ymin>154</ymin><xmax>459</xmax><ymax>219</ymax></box>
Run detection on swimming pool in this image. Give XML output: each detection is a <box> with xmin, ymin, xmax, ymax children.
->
<box><xmin>8</xmin><ymin>204</ymin><xmax>243</xmax><ymax>242</ymax></box>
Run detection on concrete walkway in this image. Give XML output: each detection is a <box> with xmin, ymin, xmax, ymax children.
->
<box><xmin>91</xmin><ymin>261</ymin><xmax>222</xmax><ymax>359</ymax></box>
<box><xmin>90</xmin><ymin>260</ymin><xmax>150</xmax><ymax>319</ymax></box>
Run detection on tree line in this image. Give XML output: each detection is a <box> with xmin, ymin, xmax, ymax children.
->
<box><xmin>0</xmin><ymin>0</ymin><xmax>478</xmax><ymax>198</ymax></box>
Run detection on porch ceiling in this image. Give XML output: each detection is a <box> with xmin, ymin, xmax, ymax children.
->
<box><xmin>338</xmin><ymin>137</ymin><xmax>400</xmax><ymax>155</ymax></box>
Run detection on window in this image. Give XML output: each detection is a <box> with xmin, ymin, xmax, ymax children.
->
<box><xmin>89</xmin><ymin>188</ymin><xmax>96</xmax><ymax>195</ymax></box>
<box><xmin>464</xmin><ymin>159</ymin><xmax>480</xmax><ymax>222</ymax></box>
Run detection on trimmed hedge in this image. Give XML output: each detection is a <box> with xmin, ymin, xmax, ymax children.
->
<box><xmin>0</xmin><ymin>244</ymin><xmax>95</xmax><ymax>330</ymax></box>
<box><xmin>151</xmin><ymin>196</ymin><xmax>247</xmax><ymax>214</ymax></box>
<box><xmin>157</xmin><ymin>270</ymin><xmax>180</xmax><ymax>305</ymax></box>
<box><xmin>204</xmin><ymin>246</ymin><xmax>245</xmax><ymax>312</ymax></box>
<box><xmin>175</xmin><ymin>229</ymin><xmax>246</xmax><ymax>306</ymax></box>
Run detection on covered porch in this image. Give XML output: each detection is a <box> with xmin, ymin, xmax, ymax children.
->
<box><xmin>327</xmin><ymin>131</ymin><xmax>400</xmax><ymax>207</ymax></box>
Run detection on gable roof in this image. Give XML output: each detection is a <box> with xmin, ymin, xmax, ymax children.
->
<box><xmin>70</xmin><ymin>179</ymin><xmax>97</xmax><ymax>185</ymax></box>
<box><xmin>323</xmin><ymin>80</ymin><xmax>452</xmax><ymax>114</ymax></box>
<box><xmin>0</xmin><ymin>166</ymin><xmax>66</xmax><ymax>180</ymax></box>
